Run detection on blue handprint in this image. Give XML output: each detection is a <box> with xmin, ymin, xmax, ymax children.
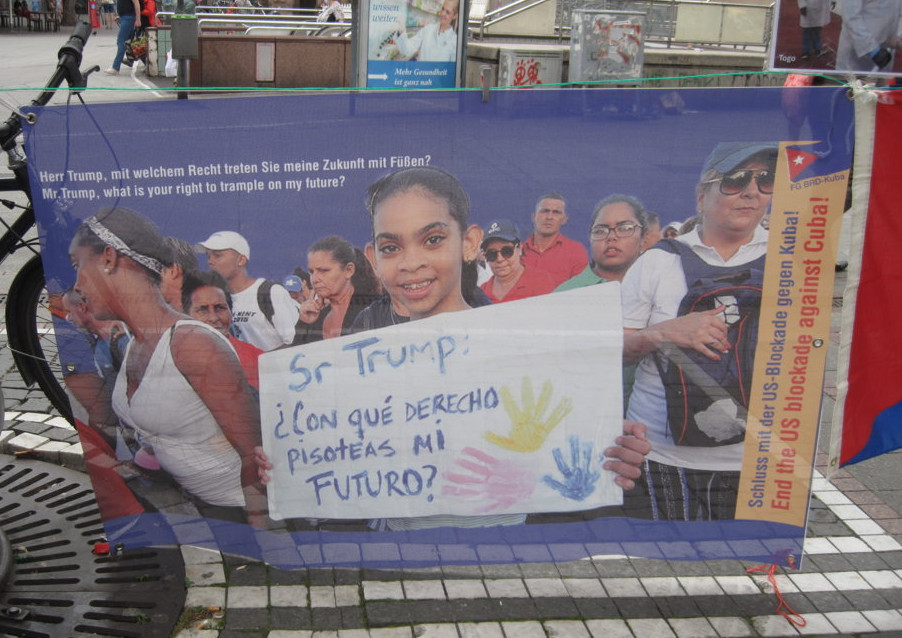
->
<box><xmin>542</xmin><ymin>436</ymin><xmax>600</xmax><ymax>501</ymax></box>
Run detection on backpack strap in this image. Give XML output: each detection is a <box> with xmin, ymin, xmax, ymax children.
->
<box><xmin>652</xmin><ymin>238</ymin><xmax>716</xmax><ymax>289</ymax></box>
<box><xmin>256</xmin><ymin>280</ymin><xmax>276</xmax><ymax>327</ymax></box>
<box><xmin>652</xmin><ymin>237</ymin><xmax>766</xmax><ymax>288</ymax></box>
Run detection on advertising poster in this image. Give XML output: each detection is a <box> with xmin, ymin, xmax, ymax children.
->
<box><xmin>769</xmin><ymin>0</ymin><xmax>902</xmax><ymax>76</ymax></box>
<box><xmin>25</xmin><ymin>87</ymin><xmax>852</xmax><ymax>568</ymax></box>
<box><xmin>364</xmin><ymin>0</ymin><xmax>464</xmax><ymax>88</ymax></box>
<box><xmin>834</xmin><ymin>89</ymin><xmax>902</xmax><ymax>466</ymax></box>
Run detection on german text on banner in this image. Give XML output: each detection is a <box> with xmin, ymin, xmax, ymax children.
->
<box><xmin>24</xmin><ymin>87</ymin><xmax>853</xmax><ymax>568</ymax></box>
<box><xmin>735</xmin><ymin>142</ymin><xmax>849</xmax><ymax>525</ymax></box>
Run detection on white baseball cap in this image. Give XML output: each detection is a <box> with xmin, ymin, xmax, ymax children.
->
<box><xmin>198</xmin><ymin>230</ymin><xmax>251</xmax><ymax>260</ymax></box>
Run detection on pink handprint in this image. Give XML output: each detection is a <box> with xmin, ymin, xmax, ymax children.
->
<box><xmin>442</xmin><ymin>447</ymin><xmax>536</xmax><ymax>512</ymax></box>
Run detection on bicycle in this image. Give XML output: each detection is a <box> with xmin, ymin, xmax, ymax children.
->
<box><xmin>0</xmin><ymin>21</ymin><xmax>98</xmax><ymax>422</ymax></box>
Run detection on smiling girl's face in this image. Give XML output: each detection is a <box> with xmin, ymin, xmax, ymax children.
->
<box><xmin>366</xmin><ymin>186</ymin><xmax>479</xmax><ymax>321</ymax></box>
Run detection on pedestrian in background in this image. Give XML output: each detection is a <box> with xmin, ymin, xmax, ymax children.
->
<box><xmin>105</xmin><ymin>0</ymin><xmax>141</xmax><ymax>75</ymax></box>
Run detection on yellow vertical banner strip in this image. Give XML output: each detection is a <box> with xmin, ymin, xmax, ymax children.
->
<box><xmin>735</xmin><ymin>142</ymin><xmax>850</xmax><ymax>526</ymax></box>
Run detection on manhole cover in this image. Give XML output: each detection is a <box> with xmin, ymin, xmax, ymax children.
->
<box><xmin>0</xmin><ymin>455</ymin><xmax>186</xmax><ymax>637</ymax></box>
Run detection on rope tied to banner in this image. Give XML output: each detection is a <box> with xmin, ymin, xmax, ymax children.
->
<box><xmin>746</xmin><ymin>561</ymin><xmax>807</xmax><ymax>628</ymax></box>
<box><xmin>0</xmin><ymin>69</ymin><xmax>871</xmax><ymax>95</ymax></box>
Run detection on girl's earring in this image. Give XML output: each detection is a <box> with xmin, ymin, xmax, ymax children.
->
<box><xmin>104</xmin><ymin>268</ymin><xmax>111</xmax><ymax>274</ymax></box>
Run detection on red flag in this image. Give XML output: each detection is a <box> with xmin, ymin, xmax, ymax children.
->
<box><xmin>840</xmin><ymin>89</ymin><xmax>902</xmax><ymax>465</ymax></box>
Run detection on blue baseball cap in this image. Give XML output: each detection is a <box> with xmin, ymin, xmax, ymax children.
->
<box><xmin>702</xmin><ymin>142</ymin><xmax>779</xmax><ymax>176</ymax></box>
<box><xmin>481</xmin><ymin>219</ymin><xmax>520</xmax><ymax>247</ymax></box>
<box><xmin>282</xmin><ymin>275</ymin><xmax>303</xmax><ymax>292</ymax></box>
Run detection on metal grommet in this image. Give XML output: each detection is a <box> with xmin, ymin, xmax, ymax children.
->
<box><xmin>24</xmin><ymin>113</ymin><xmax>37</xmax><ymax>125</ymax></box>
<box><xmin>813</xmin><ymin>338</ymin><xmax>824</xmax><ymax>348</ymax></box>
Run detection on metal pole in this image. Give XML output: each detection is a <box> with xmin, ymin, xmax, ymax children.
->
<box><xmin>176</xmin><ymin>0</ymin><xmax>188</xmax><ymax>99</ymax></box>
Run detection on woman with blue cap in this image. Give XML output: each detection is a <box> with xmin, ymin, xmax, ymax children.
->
<box><xmin>619</xmin><ymin>141</ymin><xmax>778</xmax><ymax>521</ymax></box>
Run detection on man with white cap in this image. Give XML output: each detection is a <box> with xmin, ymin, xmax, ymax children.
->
<box><xmin>198</xmin><ymin>230</ymin><xmax>299</xmax><ymax>351</ymax></box>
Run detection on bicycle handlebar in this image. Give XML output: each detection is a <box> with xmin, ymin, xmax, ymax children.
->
<box><xmin>34</xmin><ymin>20</ymin><xmax>95</xmax><ymax>107</ymax></box>
<box><xmin>0</xmin><ymin>20</ymin><xmax>94</xmax><ymax>150</ymax></box>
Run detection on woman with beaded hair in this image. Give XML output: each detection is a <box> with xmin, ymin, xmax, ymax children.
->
<box><xmin>69</xmin><ymin>207</ymin><xmax>264</xmax><ymax>525</ymax></box>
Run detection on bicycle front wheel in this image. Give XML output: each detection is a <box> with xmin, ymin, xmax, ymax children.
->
<box><xmin>6</xmin><ymin>255</ymin><xmax>73</xmax><ymax>422</ymax></box>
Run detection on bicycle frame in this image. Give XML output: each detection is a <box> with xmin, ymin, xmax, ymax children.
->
<box><xmin>0</xmin><ymin>19</ymin><xmax>96</xmax><ymax>262</ymax></box>
<box><xmin>0</xmin><ymin>21</ymin><xmax>97</xmax><ymax>412</ymax></box>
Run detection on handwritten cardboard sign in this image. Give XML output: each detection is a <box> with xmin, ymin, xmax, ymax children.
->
<box><xmin>259</xmin><ymin>284</ymin><xmax>624</xmax><ymax>521</ymax></box>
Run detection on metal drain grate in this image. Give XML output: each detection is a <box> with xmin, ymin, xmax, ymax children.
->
<box><xmin>0</xmin><ymin>455</ymin><xmax>186</xmax><ymax>637</ymax></box>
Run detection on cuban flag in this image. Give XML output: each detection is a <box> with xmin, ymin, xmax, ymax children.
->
<box><xmin>838</xmin><ymin>89</ymin><xmax>902</xmax><ymax>466</ymax></box>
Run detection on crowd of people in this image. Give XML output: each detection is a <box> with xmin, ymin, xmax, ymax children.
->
<box><xmin>61</xmin><ymin>141</ymin><xmax>777</xmax><ymax>531</ymax></box>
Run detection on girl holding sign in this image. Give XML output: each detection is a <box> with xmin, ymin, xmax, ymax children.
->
<box><xmin>256</xmin><ymin>167</ymin><xmax>650</xmax><ymax>530</ymax></box>
<box><xmin>365</xmin><ymin>167</ymin><xmax>650</xmax><ymax>529</ymax></box>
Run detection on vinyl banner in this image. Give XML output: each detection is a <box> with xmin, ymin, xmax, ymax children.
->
<box><xmin>261</xmin><ymin>285</ymin><xmax>624</xmax><ymax>521</ymax></box>
<box><xmin>25</xmin><ymin>87</ymin><xmax>853</xmax><ymax>568</ymax></box>
<box><xmin>769</xmin><ymin>0</ymin><xmax>902</xmax><ymax>76</ymax></box>
<box><xmin>735</xmin><ymin>143</ymin><xmax>849</xmax><ymax>525</ymax></box>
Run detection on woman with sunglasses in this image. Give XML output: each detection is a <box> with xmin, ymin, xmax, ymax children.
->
<box><xmin>619</xmin><ymin>142</ymin><xmax>777</xmax><ymax>522</ymax></box>
<box><xmin>479</xmin><ymin>219</ymin><xmax>555</xmax><ymax>304</ymax></box>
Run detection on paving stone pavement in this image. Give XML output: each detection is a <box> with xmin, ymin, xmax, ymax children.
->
<box><xmin>2</xmin><ymin>271</ymin><xmax>902</xmax><ymax>637</ymax></box>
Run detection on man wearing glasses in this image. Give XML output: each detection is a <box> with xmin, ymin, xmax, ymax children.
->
<box><xmin>520</xmin><ymin>193</ymin><xmax>589</xmax><ymax>288</ymax></box>
<box><xmin>479</xmin><ymin>219</ymin><xmax>555</xmax><ymax>304</ymax></box>
<box><xmin>556</xmin><ymin>194</ymin><xmax>651</xmax><ymax>291</ymax></box>
<box><xmin>620</xmin><ymin>142</ymin><xmax>777</xmax><ymax>522</ymax></box>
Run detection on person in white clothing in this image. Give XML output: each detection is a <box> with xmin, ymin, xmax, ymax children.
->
<box><xmin>393</xmin><ymin>0</ymin><xmax>459</xmax><ymax>62</ymax></box>
<box><xmin>69</xmin><ymin>208</ymin><xmax>264</xmax><ymax>525</ymax></box>
<box><xmin>317</xmin><ymin>0</ymin><xmax>344</xmax><ymax>22</ymax></box>
<box><xmin>798</xmin><ymin>0</ymin><xmax>832</xmax><ymax>58</ymax></box>
<box><xmin>836</xmin><ymin>0</ymin><xmax>902</xmax><ymax>72</ymax></box>
<box><xmin>621</xmin><ymin>142</ymin><xmax>777</xmax><ymax>521</ymax></box>
<box><xmin>199</xmin><ymin>230</ymin><xmax>299</xmax><ymax>351</ymax></box>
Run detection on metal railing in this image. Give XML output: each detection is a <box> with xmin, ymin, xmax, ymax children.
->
<box><xmin>468</xmin><ymin>0</ymin><xmax>773</xmax><ymax>48</ymax></box>
<box><xmin>469</xmin><ymin>0</ymin><xmax>552</xmax><ymax>39</ymax></box>
<box><xmin>244</xmin><ymin>23</ymin><xmax>351</xmax><ymax>36</ymax></box>
<box><xmin>154</xmin><ymin>9</ymin><xmax>352</xmax><ymax>36</ymax></box>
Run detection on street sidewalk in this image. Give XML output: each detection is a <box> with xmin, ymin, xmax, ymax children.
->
<box><xmin>3</xmin><ymin>267</ymin><xmax>902</xmax><ymax>636</ymax></box>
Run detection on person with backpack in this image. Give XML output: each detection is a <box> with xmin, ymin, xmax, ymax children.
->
<box><xmin>199</xmin><ymin>230</ymin><xmax>300</xmax><ymax>351</ymax></box>
<box><xmin>620</xmin><ymin>141</ymin><xmax>777</xmax><ymax>521</ymax></box>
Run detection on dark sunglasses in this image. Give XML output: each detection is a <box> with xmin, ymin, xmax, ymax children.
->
<box><xmin>706</xmin><ymin>169</ymin><xmax>775</xmax><ymax>196</ymax></box>
<box><xmin>485</xmin><ymin>245</ymin><xmax>517</xmax><ymax>262</ymax></box>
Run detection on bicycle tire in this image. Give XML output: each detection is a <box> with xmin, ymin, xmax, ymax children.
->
<box><xmin>5</xmin><ymin>255</ymin><xmax>73</xmax><ymax>422</ymax></box>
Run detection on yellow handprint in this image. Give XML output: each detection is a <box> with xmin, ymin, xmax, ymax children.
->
<box><xmin>485</xmin><ymin>377</ymin><xmax>573</xmax><ymax>453</ymax></box>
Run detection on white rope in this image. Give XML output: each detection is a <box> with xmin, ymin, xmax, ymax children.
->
<box><xmin>0</xmin><ymin>94</ymin><xmax>27</xmax><ymax>120</ymax></box>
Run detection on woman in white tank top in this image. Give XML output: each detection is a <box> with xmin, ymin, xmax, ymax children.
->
<box><xmin>69</xmin><ymin>207</ymin><xmax>264</xmax><ymax>524</ymax></box>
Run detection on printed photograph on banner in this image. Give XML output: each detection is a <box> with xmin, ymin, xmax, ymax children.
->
<box><xmin>24</xmin><ymin>87</ymin><xmax>853</xmax><ymax>567</ymax></box>
<box><xmin>365</xmin><ymin>0</ymin><xmax>462</xmax><ymax>87</ymax></box>
<box><xmin>259</xmin><ymin>285</ymin><xmax>624</xmax><ymax>523</ymax></box>
<box><xmin>769</xmin><ymin>0</ymin><xmax>902</xmax><ymax>76</ymax></box>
